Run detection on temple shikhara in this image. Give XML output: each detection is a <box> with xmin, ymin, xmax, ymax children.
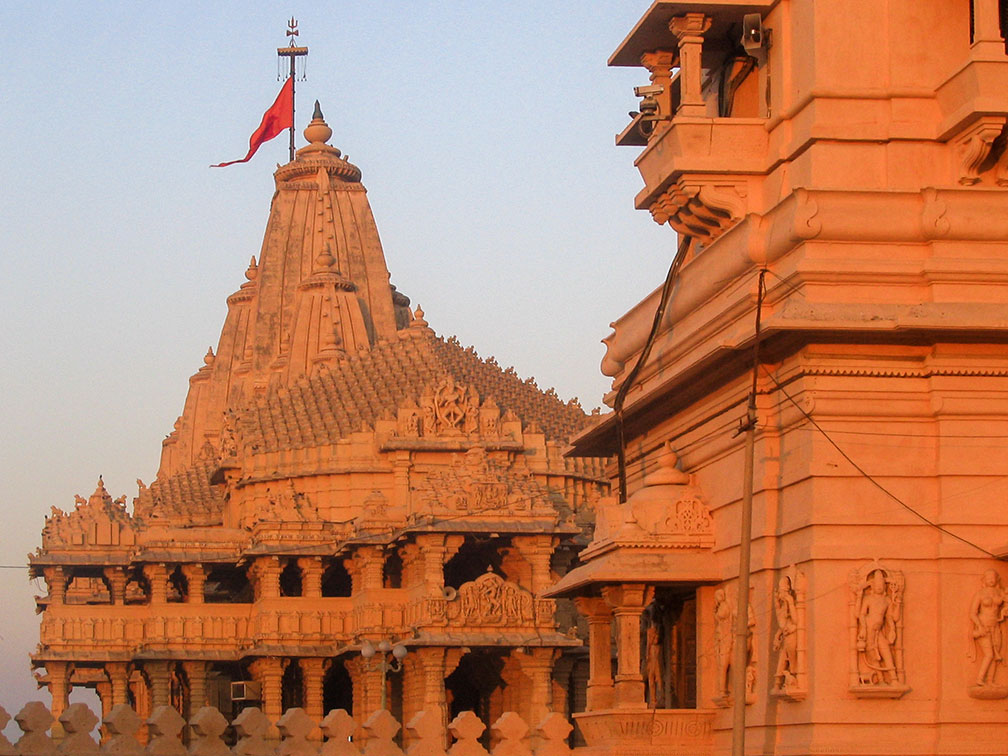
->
<box><xmin>21</xmin><ymin>3</ymin><xmax>1008</xmax><ymax>756</ymax></box>
<box><xmin>28</xmin><ymin>104</ymin><xmax>606</xmax><ymax>740</ymax></box>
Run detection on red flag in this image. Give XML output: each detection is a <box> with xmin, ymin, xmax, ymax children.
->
<box><xmin>212</xmin><ymin>77</ymin><xmax>294</xmax><ymax>167</ymax></box>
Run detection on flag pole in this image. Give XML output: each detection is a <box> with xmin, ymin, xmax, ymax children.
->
<box><xmin>278</xmin><ymin>18</ymin><xmax>308</xmax><ymax>163</ymax></box>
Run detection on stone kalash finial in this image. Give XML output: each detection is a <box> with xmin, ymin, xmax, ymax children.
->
<box><xmin>299</xmin><ymin>101</ymin><xmax>341</xmax><ymax>157</ymax></box>
<box><xmin>406</xmin><ymin>304</ymin><xmax>434</xmax><ymax>337</ymax></box>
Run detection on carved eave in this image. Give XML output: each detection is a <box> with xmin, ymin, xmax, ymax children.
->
<box><xmin>609</xmin><ymin>1</ymin><xmax>775</xmax><ymax>67</ymax></box>
<box><xmin>545</xmin><ymin>546</ymin><xmax>721</xmax><ymax>598</ymax></box>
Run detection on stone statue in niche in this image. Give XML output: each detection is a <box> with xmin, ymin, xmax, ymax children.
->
<box><xmin>645</xmin><ymin>611</ymin><xmax>663</xmax><ymax>708</ymax></box>
<box><xmin>772</xmin><ymin>567</ymin><xmax>806</xmax><ymax>700</ymax></box>
<box><xmin>848</xmin><ymin>561</ymin><xmax>908</xmax><ymax>697</ymax></box>
<box><xmin>712</xmin><ymin>584</ymin><xmax>756</xmax><ymax>706</ymax></box>
<box><xmin>968</xmin><ymin>568</ymin><xmax>1008</xmax><ymax>699</ymax></box>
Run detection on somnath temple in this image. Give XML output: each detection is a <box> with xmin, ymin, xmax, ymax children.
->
<box><xmin>28</xmin><ymin>105</ymin><xmax>606</xmax><ymax>741</ymax></box>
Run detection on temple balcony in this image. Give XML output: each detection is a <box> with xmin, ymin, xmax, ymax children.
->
<box><xmin>611</xmin><ymin>1</ymin><xmax>774</xmax><ymax>242</ymax></box>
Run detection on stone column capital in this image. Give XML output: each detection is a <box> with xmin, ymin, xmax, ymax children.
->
<box><xmin>669</xmin><ymin>13</ymin><xmax>712</xmax><ymax>40</ymax></box>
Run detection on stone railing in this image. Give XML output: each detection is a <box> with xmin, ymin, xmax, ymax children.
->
<box><xmin>0</xmin><ymin>702</ymin><xmax>575</xmax><ymax>756</ymax></box>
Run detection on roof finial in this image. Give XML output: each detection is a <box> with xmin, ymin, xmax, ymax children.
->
<box><xmin>304</xmin><ymin>101</ymin><xmax>334</xmax><ymax>147</ymax></box>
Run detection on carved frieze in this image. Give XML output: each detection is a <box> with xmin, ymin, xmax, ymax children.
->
<box><xmin>848</xmin><ymin>560</ymin><xmax>909</xmax><ymax>698</ymax></box>
<box><xmin>445</xmin><ymin>569</ymin><xmax>536</xmax><ymax>625</ymax></box>
<box><xmin>416</xmin><ymin>447</ymin><xmax>550</xmax><ymax>517</ymax></box>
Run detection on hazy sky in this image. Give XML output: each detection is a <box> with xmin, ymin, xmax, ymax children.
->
<box><xmin>0</xmin><ymin>1</ymin><xmax>673</xmax><ymax>721</ymax></box>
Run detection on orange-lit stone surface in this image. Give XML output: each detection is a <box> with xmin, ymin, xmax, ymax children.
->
<box><xmin>29</xmin><ymin>108</ymin><xmax>607</xmax><ymax>743</ymax></box>
<box><xmin>557</xmin><ymin>2</ymin><xmax>1008</xmax><ymax>755</ymax></box>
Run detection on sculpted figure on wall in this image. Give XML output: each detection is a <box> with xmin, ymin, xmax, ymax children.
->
<box><xmin>772</xmin><ymin>567</ymin><xmax>806</xmax><ymax>700</ymax></box>
<box><xmin>849</xmin><ymin>561</ymin><xmax>908</xmax><ymax>697</ymax></box>
<box><xmin>968</xmin><ymin>568</ymin><xmax>1008</xmax><ymax>698</ymax></box>
<box><xmin>645</xmin><ymin>612</ymin><xmax>663</xmax><ymax>708</ymax></box>
<box><xmin>419</xmin><ymin>376</ymin><xmax>480</xmax><ymax>435</ymax></box>
<box><xmin>713</xmin><ymin>585</ymin><xmax>755</xmax><ymax>706</ymax></box>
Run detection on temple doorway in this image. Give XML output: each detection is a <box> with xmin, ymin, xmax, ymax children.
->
<box><xmin>446</xmin><ymin>649</ymin><xmax>505</xmax><ymax>739</ymax></box>
<box><xmin>646</xmin><ymin>588</ymin><xmax>697</xmax><ymax>709</ymax></box>
<box><xmin>323</xmin><ymin>659</ymin><xmax>353</xmax><ymax>715</ymax></box>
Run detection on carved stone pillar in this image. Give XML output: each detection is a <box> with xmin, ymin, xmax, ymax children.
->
<box><xmin>302</xmin><ymin>657</ymin><xmax>325</xmax><ymax>737</ymax></box>
<box><xmin>345</xmin><ymin>656</ymin><xmax>383</xmax><ymax>722</ymax></box>
<box><xmin>106</xmin><ymin>663</ymin><xmax>130</xmax><ymax>706</ymax></box>
<box><xmin>519</xmin><ymin>648</ymin><xmax>557</xmax><ymax>724</ymax></box>
<box><xmin>95</xmin><ymin>681</ymin><xmax>113</xmax><ymax>718</ymax></box>
<box><xmin>43</xmin><ymin>566</ymin><xmax>66</xmax><ymax>604</ymax></box>
<box><xmin>250</xmin><ymin>557</ymin><xmax>281</xmax><ymax>601</ymax></box>
<box><xmin>298</xmin><ymin>558</ymin><xmax>323</xmax><ymax>599</ymax></box>
<box><xmin>181</xmin><ymin>565</ymin><xmax>206</xmax><ymax>604</ymax></box>
<box><xmin>602</xmin><ymin>584</ymin><xmax>653</xmax><ymax>708</ymax></box>
<box><xmin>399</xmin><ymin>543</ymin><xmax>423</xmax><ymax>589</ymax></box>
<box><xmin>973</xmin><ymin>0</ymin><xmax>1006</xmax><ymax>54</ymax></box>
<box><xmin>48</xmin><ymin>661</ymin><xmax>70</xmax><ymax>738</ymax></box>
<box><xmin>347</xmin><ymin>547</ymin><xmax>384</xmax><ymax>594</ymax></box>
<box><xmin>142</xmin><ymin>564</ymin><xmax>168</xmax><ymax>605</ymax></box>
<box><xmin>406</xmin><ymin>648</ymin><xmax>447</xmax><ymax>745</ymax></box>
<box><xmin>182</xmin><ymin>661</ymin><xmax>208</xmax><ymax>712</ymax></box>
<box><xmin>574</xmin><ymin>596</ymin><xmax>615</xmax><ymax>710</ymax></box>
<box><xmin>103</xmin><ymin>567</ymin><xmax>127</xmax><ymax>605</ymax></box>
<box><xmin>669</xmin><ymin>13</ymin><xmax>712</xmax><ymax>117</ymax></box>
<box><xmin>512</xmin><ymin>536</ymin><xmax>556</xmax><ymax>595</ymax></box>
<box><xmin>145</xmin><ymin>661</ymin><xmax>172</xmax><ymax>709</ymax></box>
<box><xmin>640</xmin><ymin>50</ymin><xmax>678</xmax><ymax>125</ymax></box>
<box><xmin>250</xmin><ymin>658</ymin><xmax>284</xmax><ymax>735</ymax></box>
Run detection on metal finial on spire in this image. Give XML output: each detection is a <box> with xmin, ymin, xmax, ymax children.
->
<box><xmin>313</xmin><ymin>100</ymin><xmax>324</xmax><ymax>120</ymax></box>
<box><xmin>278</xmin><ymin>19</ymin><xmax>308</xmax><ymax>162</ymax></box>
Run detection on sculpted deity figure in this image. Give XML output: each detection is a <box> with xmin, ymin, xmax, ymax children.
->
<box><xmin>713</xmin><ymin>588</ymin><xmax>733</xmax><ymax>699</ymax></box>
<box><xmin>856</xmin><ymin>569</ymin><xmax>900</xmax><ymax>685</ymax></box>
<box><xmin>645</xmin><ymin>615</ymin><xmax>663</xmax><ymax>708</ymax></box>
<box><xmin>969</xmin><ymin>569</ymin><xmax>1008</xmax><ymax>690</ymax></box>
<box><xmin>773</xmin><ymin>575</ymin><xmax>799</xmax><ymax>691</ymax></box>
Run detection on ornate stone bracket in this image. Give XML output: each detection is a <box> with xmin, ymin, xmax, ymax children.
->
<box><xmin>650</xmin><ymin>180</ymin><xmax>747</xmax><ymax>242</ymax></box>
<box><xmin>954</xmin><ymin>116</ymin><xmax>1007</xmax><ymax>185</ymax></box>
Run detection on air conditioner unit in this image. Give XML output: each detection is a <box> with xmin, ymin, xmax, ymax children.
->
<box><xmin>230</xmin><ymin>681</ymin><xmax>262</xmax><ymax>701</ymax></box>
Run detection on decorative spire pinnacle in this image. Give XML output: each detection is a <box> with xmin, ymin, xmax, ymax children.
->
<box><xmin>245</xmin><ymin>256</ymin><xmax>258</xmax><ymax>282</ymax></box>
<box><xmin>411</xmin><ymin>305</ymin><xmax>428</xmax><ymax>328</ymax></box>
<box><xmin>303</xmin><ymin>102</ymin><xmax>335</xmax><ymax>149</ymax></box>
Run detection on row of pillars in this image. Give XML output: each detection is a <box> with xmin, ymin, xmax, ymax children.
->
<box><xmin>575</xmin><ymin>583</ymin><xmax>654</xmax><ymax>710</ymax></box>
<box><xmin>45</xmin><ymin>647</ymin><xmax>562</xmax><ymax>742</ymax></box>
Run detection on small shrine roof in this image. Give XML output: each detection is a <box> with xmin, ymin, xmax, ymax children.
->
<box><xmin>544</xmin><ymin>547</ymin><xmax>721</xmax><ymax>598</ymax></box>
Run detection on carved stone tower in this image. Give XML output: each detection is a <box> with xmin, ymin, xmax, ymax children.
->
<box><xmin>30</xmin><ymin>107</ymin><xmax>606</xmax><ymax>743</ymax></box>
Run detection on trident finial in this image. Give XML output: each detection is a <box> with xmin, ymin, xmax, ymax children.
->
<box><xmin>286</xmin><ymin>17</ymin><xmax>299</xmax><ymax>46</ymax></box>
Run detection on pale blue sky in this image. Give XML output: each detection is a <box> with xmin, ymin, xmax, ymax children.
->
<box><xmin>0</xmin><ymin>1</ymin><xmax>673</xmax><ymax>720</ymax></box>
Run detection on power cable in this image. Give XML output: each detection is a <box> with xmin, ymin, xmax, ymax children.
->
<box><xmin>615</xmin><ymin>234</ymin><xmax>692</xmax><ymax>503</ymax></box>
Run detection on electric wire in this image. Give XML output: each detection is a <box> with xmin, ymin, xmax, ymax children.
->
<box><xmin>615</xmin><ymin>234</ymin><xmax>692</xmax><ymax>504</ymax></box>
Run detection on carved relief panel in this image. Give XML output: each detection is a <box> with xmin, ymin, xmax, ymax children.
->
<box><xmin>771</xmin><ymin>566</ymin><xmax>806</xmax><ymax>701</ymax></box>
<box><xmin>445</xmin><ymin>568</ymin><xmax>537</xmax><ymax>626</ymax></box>
<box><xmin>968</xmin><ymin>568</ymin><xmax>1008</xmax><ymax>699</ymax></box>
<box><xmin>712</xmin><ymin>583</ymin><xmax>755</xmax><ymax>707</ymax></box>
<box><xmin>848</xmin><ymin>561</ymin><xmax>909</xmax><ymax>698</ymax></box>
